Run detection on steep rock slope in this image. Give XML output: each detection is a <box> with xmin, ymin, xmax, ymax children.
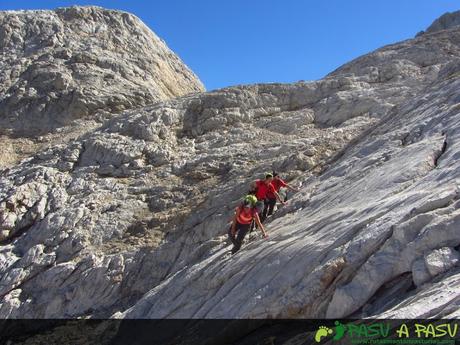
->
<box><xmin>122</xmin><ymin>66</ymin><xmax>460</xmax><ymax>318</ymax></box>
<box><xmin>1</xmin><ymin>9</ymin><xmax>460</xmax><ymax>319</ymax></box>
<box><xmin>119</xmin><ymin>20</ymin><xmax>460</xmax><ymax>319</ymax></box>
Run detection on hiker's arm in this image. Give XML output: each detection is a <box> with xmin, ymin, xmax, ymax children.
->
<box><xmin>274</xmin><ymin>191</ymin><xmax>286</xmax><ymax>204</ymax></box>
<box><xmin>254</xmin><ymin>213</ymin><xmax>268</xmax><ymax>238</ymax></box>
<box><xmin>231</xmin><ymin>209</ymin><xmax>239</xmax><ymax>235</ymax></box>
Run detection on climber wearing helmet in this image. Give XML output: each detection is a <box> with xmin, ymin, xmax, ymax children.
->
<box><xmin>262</xmin><ymin>171</ymin><xmax>300</xmax><ymax>220</ymax></box>
<box><xmin>228</xmin><ymin>195</ymin><xmax>268</xmax><ymax>254</ymax></box>
<box><xmin>250</xmin><ymin>173</ymin><xmax>286</xmax><ymax>223</ymax></box>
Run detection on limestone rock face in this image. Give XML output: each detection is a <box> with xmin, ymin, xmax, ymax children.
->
<box><xmin>0</xmin><ymin>6</ymin><xmax>204</xmax><ymax>136</ymax></box>
<box><xmin>1</xmin><ymin>8</ymin><xmax>460</xmax><ymax>323</ymax></box>
<box><xmin>424</xmin><ymin>10</ymin><xmax>460</xmax><ymax>34</ymax></box>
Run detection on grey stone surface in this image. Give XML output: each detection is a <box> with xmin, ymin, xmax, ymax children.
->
<box><xmin>0</xmin><ymin>6</ymin><xmax>204</xmax><ymax>136</ymax></box>
<box><xmin>412</xmin><ymin>258</ymin><xmax>431</xmax><ymax>287</ymax></box>
<box><xmin>424</xmin><ymin>247</ymin><xmax>460</xmax><ymax>277</ymax></box>
<box><xmin>424</xmin><ymin>10</ymin><xmax>460</xmax><ymax>35</ymax></box>
<box><xmin>1</xmin><ymin>8</ymin><xmax>460</xmax><ymax>320</ymax></box>
<box><xmin>0</xmin><ymin>6</ymin><xmax>204</xmax><ymax>169</ymax></box>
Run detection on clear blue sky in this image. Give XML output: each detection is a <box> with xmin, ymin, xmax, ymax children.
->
<box><xmin>1</xmin><ymin>1</ymin><xmax>459</xmax><ymax>90</ymax></box>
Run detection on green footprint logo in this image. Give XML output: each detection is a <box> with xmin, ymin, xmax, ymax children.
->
<box><xmin>314</xmin><ymin>326</ymin><xmax>333</xmax><ymax>343</ymax></box>
<box><xmin>333</xmin><ymin>321</ymin><xmax>346</xmax><ymax>341</ymax></box>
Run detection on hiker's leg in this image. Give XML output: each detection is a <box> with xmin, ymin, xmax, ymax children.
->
<box><xmin>231</xmin><ymin>223</ymin><xmax>243</xmax><ymax>253</ymax></box>
<box><xmin>249</xmin><ymin>219</ymin><xmax>255</xmax><ymax>233</ymax></box>
<box><xmin>232</xmin><ymin>223</ymin><xmax>250</xmax><ymax>254</ymax></box>
<box><xmin>228</xmin><ymin>226</ymin><xmax>238</xmax><ymax>246</ymax></box>
<box><xmin>261</xmin><ymin>199</ymin><xmax>270</xmax><ymax>223</ymax></box>
<box><xmin>267</xmin><ymin>198</ymin><xmax>277</xmax><ymax>216</ymax></box>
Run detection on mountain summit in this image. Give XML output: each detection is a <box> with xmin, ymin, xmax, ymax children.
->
<box><xmin>0</xmin><ymin>6</ymin><xmax>204</xmax><ymax>136</ymax></box>
<box><xmin>424</xmin><ymin>10</ymin><xmax>460</xmax><ymax>34</ymax></box>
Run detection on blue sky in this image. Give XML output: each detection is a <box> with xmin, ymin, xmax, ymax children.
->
<box><xmin>1</xmin><ymin>1</ymin><xmax>459</xmax><ymax>90</ymax></box>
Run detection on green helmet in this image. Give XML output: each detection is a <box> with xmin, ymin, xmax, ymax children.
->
<box><xmin>244</xmin><ymin>195</ymin><xmax>257</xmax><ymax>206</ymax></box>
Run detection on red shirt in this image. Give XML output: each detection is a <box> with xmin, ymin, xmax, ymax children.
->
<box><xmin>236</xmin><ymin>206</ymin><xmax>257</xmax><ymax>224</ymax></box>
<box><xmin>267</xmin><ymin>178</ymin><xmax>287</xmax><ymax>199</ymax></box>
<box><xmin>255</xmin><ymin>180</ymin><xmax>276</xmax><ymax>200</ymax></box>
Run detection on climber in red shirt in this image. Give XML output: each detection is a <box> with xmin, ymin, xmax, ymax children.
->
<box><xmin>263</xmin><ymin>171</ymin><xmax>300</xmax><ymax>221</ymax></box>
<box><xmin>250</xmin><ymin>173</ymin><xmax>286</xmax><ymax>223</ymax></box>
<box><xmin>228</xmin><ymin>195</ymin><xmax>268</xmax><ymax>254</ymax></box>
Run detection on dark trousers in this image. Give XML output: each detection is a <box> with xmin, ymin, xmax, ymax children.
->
<box><xmin>228</xmin><ymin>222</ymin><xmax>251</xmax><ymax>254</ymax></box>
<box><xmin>262</xmin><ymin>198</ymin><xmax>277</xmax><ymax>221</ymax></box>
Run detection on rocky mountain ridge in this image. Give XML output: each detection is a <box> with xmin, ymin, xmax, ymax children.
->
<box><xmin>423</xmin><ymin>9</ymin><xmax>460</xmax><ymax>35</ymax></box>
<box><xmin>0</xmin><ymin>6</ymin><xmax>460</xmax><ymax>325</ymax></box>
<box><xmin>0</xmin><ymin>6</ymin><xmax>204</xmax><ymax>167</ymax></box>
